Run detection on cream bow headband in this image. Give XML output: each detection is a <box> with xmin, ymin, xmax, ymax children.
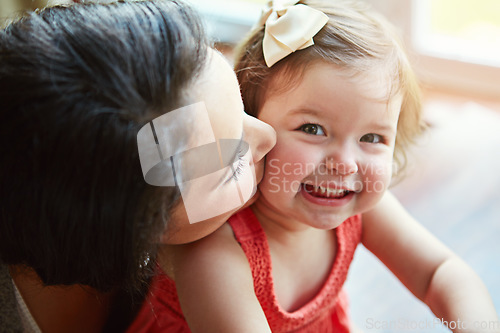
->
<box><xmin>260</xmin><ymin>0</ymin><xmax>329</xmax><ymax>67</ymax></box>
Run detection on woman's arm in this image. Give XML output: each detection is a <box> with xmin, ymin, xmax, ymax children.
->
<box><xmin>362</xmin><ymin>192</ymin><xmax>498</xmax><ymax>332</ymax></box>
<box><xmin>170</xmin><ymin>223</ymin><xmax>271</xmax><ymax>333</ymax></box>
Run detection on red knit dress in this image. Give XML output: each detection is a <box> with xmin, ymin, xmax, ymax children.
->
<box><xmin>127</xmin><ymin>208</ymin><xmax>362</xmax><ymax>333</ymax></box>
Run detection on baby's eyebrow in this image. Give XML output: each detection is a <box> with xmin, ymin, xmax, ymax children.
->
<box><xmin>286</xmin><ymin>108</ymin><xmax>322</xmax><ymax>117</ymax></box>
<box><xmin>368</xmin><ymin>123</ymin><xmax>397</xmax><ymax>134</ymax></box>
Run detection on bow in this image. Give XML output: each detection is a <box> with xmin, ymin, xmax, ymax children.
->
<box><xmin>260</xmin><ymin>0</ymin><xmax>329</xmax><ymax>67</ymax></box>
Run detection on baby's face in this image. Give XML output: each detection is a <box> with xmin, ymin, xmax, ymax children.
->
<box><xmin>255</xmin><ymin>62</ymin><xmax>401</xmax><ymax>230</ymax></box>
<box><xmin>159</xmin><ymin>50</ymin><xmax>276</xmax><ymax>244</ymax></box>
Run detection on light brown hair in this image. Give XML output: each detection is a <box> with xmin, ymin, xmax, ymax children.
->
<box><xmin>234</xmin><ymin>0</ymin><xmax>425</xmax><ymax>178</ymax></box>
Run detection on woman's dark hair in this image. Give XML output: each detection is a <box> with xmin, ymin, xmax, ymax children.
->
<box><xmin>0</xmin><ymin>0</ymin><xmax>208</xmax><ymax>294</ymax></box>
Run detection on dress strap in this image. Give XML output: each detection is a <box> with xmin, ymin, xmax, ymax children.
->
<box><xmin>228</xmin><ymin>207</ymin><xmax>265</xmax><ymax>242</ymax></box>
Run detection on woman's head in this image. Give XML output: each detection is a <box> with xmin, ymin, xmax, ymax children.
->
<box><xmin>0</xmin><ymin>0</ymin><xmax>276</xmax><ymax>290</ymax></box>
<box><xmin>235</xmin><ymin>0</ymin><xmax>425</xmax><ymax>176</ymax></box>
<box><xmin>160</xmin><ymin>49</ymin><xmax>276</xmax><ymax>244</ymax></box>
<box><xmin>0</xmin><ymin>0</ymin><xmax>209</xmax><ymax>292</ymax></box>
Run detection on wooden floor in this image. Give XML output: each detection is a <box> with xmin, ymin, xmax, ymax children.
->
<box><xmin>345</xmin><ymin>92</ymin><xmax>500</xmax><ymax>332</ymax></box>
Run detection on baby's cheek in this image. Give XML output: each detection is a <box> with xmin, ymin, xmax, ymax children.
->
<box><xmin>261</xmin><ymin>143</ymin><xmax>319</xmax><ymax>194</ymax></box>
<box><xmin>266</xmin><ymin>142</ymin><xmax>318</xmax><ymax>179</ymax></box>
<box><xmin>360</xmin><ymin>158</ymin><xmax>393</xmax><ymax>194</ymax></box>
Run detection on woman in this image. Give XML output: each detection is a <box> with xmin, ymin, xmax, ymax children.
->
<box><xmin>0</xmin><ymin>1</ymin><xmax>275</xmax><ymax>331</ymax></box>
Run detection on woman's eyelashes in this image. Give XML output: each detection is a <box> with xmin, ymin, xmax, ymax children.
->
<box><xmin>226</xmin><ymin>149</ymin><xmax>246</xmax><ymax>183</ymax></box>
<box><xmin>297</xmin><ymin>123</ymin><xmax>325</xmax><ymax>136</ymax></box>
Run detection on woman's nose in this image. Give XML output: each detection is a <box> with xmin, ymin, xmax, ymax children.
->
<box><xmin>243</xmin><ymin>114</ymin><xmax>276</xmax><ymax>163</ymax></box>
<box><xmin>325</xmin><ymin>144</ymin><xmax>358</xmax><ymax>175</ymax></box>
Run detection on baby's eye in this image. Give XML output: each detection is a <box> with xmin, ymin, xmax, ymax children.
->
<box><xmin>360</xmin><ymin>133</ymin><xmax>384</xmax><ymax>143</ymax></box>
<box><xmin>297</xmin><ymin>123</ymin><xmax>325</xmax><ymax>136</ymax></box>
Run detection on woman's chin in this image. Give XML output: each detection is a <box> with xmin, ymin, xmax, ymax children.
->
<box><xmin>161</xmin><ymin>221</ymin><xmax>223</xmax><ymax>244</ymax></box>
<box><xmin>241</xmin><ymin>190</ymin><xmax>259</xmax><ymax>210</ymax></box>
<box><xmin>160</xmin><ymin>190</ymin><xmax>261</xmax><ymax>245</ymax></box>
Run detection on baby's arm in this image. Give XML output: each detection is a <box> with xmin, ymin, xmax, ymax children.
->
<box><xmin>362</xmin><ymin>192</ymin><xmax>498</xmax><ymax>332</ymax></box>
<box><xmin>170</xmin><ymin>223</ymin><xmax>272</xmax><ymax>333</ymax></box>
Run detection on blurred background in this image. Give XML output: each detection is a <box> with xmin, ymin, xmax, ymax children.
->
<box><xmin>2</xmin><ymin>0</ymin><xmax>499</xmax><ymax>332</ymax></box>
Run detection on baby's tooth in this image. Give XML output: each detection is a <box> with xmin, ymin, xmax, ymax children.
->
<box><xmin>326</xmin><ymin>188</ymin><xmax>345</xmax><ymax>196</ymax></box>
<box><xmin>311</xmin><ymin>185</ymin><xmax>349</xmax><ymax>196</ymax></box>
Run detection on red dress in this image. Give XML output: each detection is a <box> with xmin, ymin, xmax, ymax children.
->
<box><xmin>127</xmin><ymin>208</ymin><xmax>362</xmax><ymax>332</ymax></box>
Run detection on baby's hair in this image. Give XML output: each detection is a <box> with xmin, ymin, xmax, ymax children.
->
<box><xmin>0</xmin><ymin>0</ymin><xmax>208</xmax><ymax>295</ymax></box>
<box><xmin>235</xmin><ymin>0</ymin><xmax>425</xmax><ymax>177</ymax></box>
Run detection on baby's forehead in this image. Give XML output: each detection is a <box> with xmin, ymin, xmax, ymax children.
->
<box><xmin>349</xmin><ymin>67</ymin><xmax>402</xmax><ymax>104</ymax></box>
<box><xmin>271</xmin><ymin>60</ymin><xmax>400</xmax><ymax>102</ymax></box>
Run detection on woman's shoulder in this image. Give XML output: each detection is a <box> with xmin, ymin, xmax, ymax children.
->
<box><xmin>0</xmin><ymin>263</ymin><xmax>23</xmax><ymax>332</ymax></box>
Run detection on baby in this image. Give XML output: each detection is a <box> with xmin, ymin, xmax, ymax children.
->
<box><xmin>129</xmin><ymin>1</ymin><xmax>499</xmax><ymax>332</ymax></box>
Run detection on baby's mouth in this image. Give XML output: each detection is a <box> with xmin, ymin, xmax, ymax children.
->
<box><xmin>302</xmin><ymin>184</ymin><xmax>351</xmax><ymax>199</ymax></box>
